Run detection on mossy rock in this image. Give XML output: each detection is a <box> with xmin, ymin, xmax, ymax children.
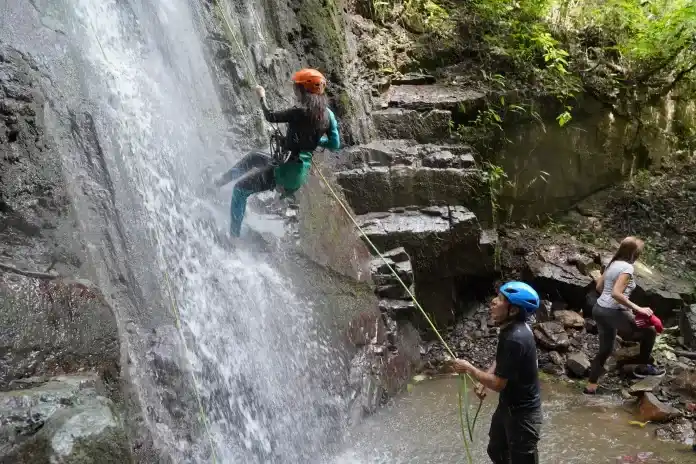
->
<box><xmin>293</xmin><ymin>0</ymin><xmax>347</xmax><ymax>83</ymax></box>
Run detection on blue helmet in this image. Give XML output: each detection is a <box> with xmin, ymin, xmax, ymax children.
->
<box><xmin>499</xmin><ymin>281</ymin><xmax>540</xmax><ymax>313</ymax></box>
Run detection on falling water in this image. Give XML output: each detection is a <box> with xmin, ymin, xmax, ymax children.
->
<box><xmin>2</xmin><ymin>0</ymin><xmax>350</xmax><ymax>462</ymax></box>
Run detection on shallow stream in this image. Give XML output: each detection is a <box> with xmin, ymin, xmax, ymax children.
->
<box><xmin>335</xmin><ymin>377</ymin><xmax>695</xmax><ymax>464</ymax></box>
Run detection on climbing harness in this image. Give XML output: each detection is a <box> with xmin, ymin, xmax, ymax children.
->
<box><xmin>269</xmin><ymin>127</ymin><xmax>292</xmax><ymax>165</ymax></box>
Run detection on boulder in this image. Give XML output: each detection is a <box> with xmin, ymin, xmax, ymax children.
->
<box><xmin>680</xmin><ymin>304</ymin><xmax>696</xmax><ymax>349</ymax></box>
<box><xmin>0</xmin><ymin>375</ymin><xmax>130</xmax><ymax>463</ymax></box>
<box><xmin>669</xmin><ymin>366</ymin><xmax>696</xmax><ymax>397</ymax></box>
<box><xmin>629</xmin><ymin>376</ymin><xmax>663</xmax><ymax>396</ymax></box>
<box><xmin>566</xmin><ymin>352</ymin><xmax>591</xmax><ymax>377</ymax></box>
<box><xmin>372</xmin><ymin>108</ymin><xmax>451</xmax><ymax>143</ymax></box>
<box><xmin>537</xmin><ymin>300</ymin><xmax>552</xmax><ymax>322</ymax></box>
<box><xmin>525</xmin><ymin>245</ymin><xmax>594</xmax><ymax>308</ymax></box>
<box><xmin>638</xmin><ymin>393</ymin><xmax>682</xmax><ymax>423</ymax></box>
<box><xmin>554</xmin><ymin>309</ymin><xmax>585</xmax><ymax>329</ymax></box>
<box><xmin>533</xmin><ymin>321</ymin><xmax>570</xmax><ymax>351</ymax></box>
<box><xmin>384</xmin><ymin>84</ymin><xmax>487</xmax><ymax>113</ymax></box>
<box><xmin>584</xmin><ymin>318</ymin><xmax>598</xmax><ymax>335</ymax></box>
<box><xmin>549</xmin><ymin>351</ymin><xmax>564</xmax><ymax>366</ymax></box>
<box><xmin>614</xmin><ymin>345</ymin><xmax>641</xmax><ymax>364</ymax></box>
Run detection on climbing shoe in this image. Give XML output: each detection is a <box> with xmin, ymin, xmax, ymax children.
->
<box><xmin>633</xmin><ymin>364</ymin><xmax>666</xmax><ymax>379</ymax></box>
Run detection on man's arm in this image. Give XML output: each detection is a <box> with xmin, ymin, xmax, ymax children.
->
<box><xmin>466</xmin><ymin>364</ymin><xmax>507</xmax><ymax>393</ymax></box>
<box><xmin>319</xmin><ymin>108</ymin><xmax>341</xmax><ymax>151</ymax></box>
<box><xmin>453</xmin><ymin>341</ymin><xmax>521</xmax><ymax>393</ymax></box>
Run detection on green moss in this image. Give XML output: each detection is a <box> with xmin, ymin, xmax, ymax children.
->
<box><xmin>336</xmin><ymin>89</ymin><xmax>353</xmax><ymax>118</ymax></box>
<box><xmin>294</xmin><ymin>0</ymin><xmax>347</xmax><ymax>81</ymax></box>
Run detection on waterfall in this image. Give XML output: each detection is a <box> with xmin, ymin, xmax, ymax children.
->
<box><xmin>1</xmin><ymin>0</ymin><xmax>350</xmax><ymax>462</ymax></box>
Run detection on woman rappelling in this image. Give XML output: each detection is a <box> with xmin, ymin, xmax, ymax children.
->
<box><xmin>212</xmin><ymin>68</ymin><xmax>341</xmax><ymax>239</ymax></box>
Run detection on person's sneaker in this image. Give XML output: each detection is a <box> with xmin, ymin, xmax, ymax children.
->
<box><xmin>633</xmin><ymin>364</ymin><xmax>666</xmax><ymax>379</ymax></box>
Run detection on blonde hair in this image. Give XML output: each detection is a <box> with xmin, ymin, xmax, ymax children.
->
<box><xmin>609</xmin><ymin>236</ymin><xmax>645</xmax><ymax>265</ymax></box>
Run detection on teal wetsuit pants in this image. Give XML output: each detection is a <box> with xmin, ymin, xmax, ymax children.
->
<box><xmin>224</xmin><ymin>151</ymin><xmax>276</xmax><ymax>237</ymax></box>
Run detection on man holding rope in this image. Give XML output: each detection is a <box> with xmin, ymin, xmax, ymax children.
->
<box><xmin>451</xmin><ymin>281</ymin><xmax>542</xmax><ymax>464</ymax></box>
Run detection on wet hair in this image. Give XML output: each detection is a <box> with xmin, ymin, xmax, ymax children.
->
<box><xmin>295</xmin><ymin>84</ymin><xmax>329</xmax><ymax>131</ymax></box>
<box><xmin>609</xmin><ymin>236</ymin><xmax>645</xmax><ymax>265</ymax></box>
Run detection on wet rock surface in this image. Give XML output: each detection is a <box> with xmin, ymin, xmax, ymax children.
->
<box><xmin>357</xmin><ymin>206</ymin><xmax>494</xmax><ymax>278</ymax></box>
<box><xmin>371</xmin><ymin>108</ymin><xmax>452</xmax><ymax>143</ymax></box>
<box><xmin>0</xmin><ymin>277</ymin><xmax>120</xmax><ymax>392</ymax></box>
<box><xmin>0</xmin><ymin>375</ymin><xmax>130</xmax><ymax>463</ymax></box>
<box><xmin>337</xmin><ymin>165</ymin><xmax>484</xmax><ymax>215</ymax></box>
<box><xmin>384</xmin><ymin>84</ymin><xmax>487</xmax><ymax>113</ymax></box>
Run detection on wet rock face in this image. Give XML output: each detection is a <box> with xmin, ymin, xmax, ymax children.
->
<box><xmin>336</xmin><ymin>140</ymin><xmax>485</xmax><ymax>216</ymax></box>
<box><xmin>372</xmin><ymin>108</ymin><xmax>452</xmax><ymax>143</ymax></box>
<box><xmin>357</xmin><ymin>206</ymin><xmax>492</xmax><ymax>278</ymax></box>
<box><xmin>0</xmin><ymin>43</ymin><xmax>137</xmax><ymax>462</ymax></box>
<box><xmin>384</xmin><ymin>84</ymin><xmax>486</xmax><ymax>113</ymax></box>
<box><xmin>0</xmin><ymin>46</ymin><xmax>65</xmax><ymax>241</ymax></box>
<box><xmin>0</xmin><ymin>375</ymin><xmax>130</xmax><ymax>463</ymax></box>
<box><xmin>0</xmin><ymin>278</ymin><xmax>120</xmax><ymax>392</ymax></box>
<box><xmin>345</xmin><ymin>247</ymin><xmax>422</xmax><ymax>420</ymax></box>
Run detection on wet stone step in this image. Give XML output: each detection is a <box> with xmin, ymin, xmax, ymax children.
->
<box><xmin>391</xmin><ymin>73</ymin><xmax>436</xmax><ymax>86</ymax></box>
<box><xmin>341</xmin><ymin>139</ymin><xmax>475</xmax><ymax>169</ymax></box>
<box><xmin>385</xmin><ymin>84</ymin><xmax>487</xmax><ymax>112</ymax></box>
<box><xmin>371</xmin><ymin>259</ymin><xmax>414</xmax><ymax>287</ymax></box>
<box><xmin>378</xmin><ymin>299</ymin><xmax>417</xmax><ymax>320</ymax></box>
<box><xmin>336</xmin><ymin>165</ymin><xmax>485</xmax><ymax>215</ymax></box>
<box><xmin>357</xmin><ymin>206</ymin><xmax>488</xmax><ymax>278</ymax></box>
<box><xmin>372</xmin><ymin>108</ymin><xmax>451</xmax><ymax>143</ymax></box>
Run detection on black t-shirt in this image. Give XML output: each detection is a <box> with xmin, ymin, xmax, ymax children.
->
<box><xmin>494</xmin><ymin>321</ymin><xmax>541</xmax><ymax>411</ymax></box>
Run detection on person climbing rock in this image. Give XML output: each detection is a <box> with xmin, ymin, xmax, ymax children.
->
<box><xmin>450</xmin><ymin>281</ymin><xmax>542</xmax><ymax>464</ymax></box>
<box><xmin>585</xmin><ymin>237</ymin><xmax>665</xmax><ymax>394</ymax></box>
<box><xmin>212</xmin><ymin>68</ymin><xmax>341</xmax><ymax>238</ymax></box>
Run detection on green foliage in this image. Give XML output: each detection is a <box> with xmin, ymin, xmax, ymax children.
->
<box><xmin>470</xmin><ymin>0</ymin><xmax>581</xmax><ymax>109</ymax></box>
<box><xmin>367</xmin><ymin>0</ymin><xmax>455</xmax><ymax>36</ymax></box>
<box><xmin>566</xmin><ymin>0</ymin><xmax>696</xmax><ymax>97</ymax></box>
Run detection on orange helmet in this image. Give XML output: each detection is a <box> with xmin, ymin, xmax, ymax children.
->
<box><xmin>292</xmin><ymin>68</ymin><xmax>326</xmax><ymax>95</ymax></box>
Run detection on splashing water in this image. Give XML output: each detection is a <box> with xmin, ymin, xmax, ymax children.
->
<box><xmin>28</xmin><ymin>0</ymin><xmax>351</xmax><ymax>462</ymax></box>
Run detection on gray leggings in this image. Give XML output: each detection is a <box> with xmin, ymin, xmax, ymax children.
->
<box><xmin>588</xmin><ymin>303</ymin><xmax>657</xmax><ymax>382</ymax></box>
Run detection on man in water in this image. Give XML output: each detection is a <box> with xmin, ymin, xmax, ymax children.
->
<box><xmin>450</xmin><ymin>281</ymin><xmax>542</xmax><ymax>464</ymax></box>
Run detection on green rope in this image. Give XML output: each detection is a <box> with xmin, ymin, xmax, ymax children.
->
<box><xmin>312</xmin><ymin>166</ymin><xmax>483</xmax><ymax>460</ymax></box>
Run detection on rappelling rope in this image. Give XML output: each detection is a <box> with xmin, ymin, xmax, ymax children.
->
<box><xmin>312</xmin><ymin>165</ymin><xmax>482</xmax><ymax>461</ymax></box>
<box><xmin>210</xmin><ymin>0</ymin><xmax>482</xmax><ymax>460</ymax></box>
<box><xmin>82</xmin><ymin>13</ymin><xmax>219</xmax><ymax>463</ymax></box>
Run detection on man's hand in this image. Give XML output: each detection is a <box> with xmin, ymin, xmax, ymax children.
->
<box><xmin>449</xmin><ymin>359</ymin><xmax>474</xmax><ymax>374</ymax></box>
<box><xmin>254</xmin><ymin>85</ymin><xmax>266</xmax><ymax>100</ymax></box>
<box><xmin>474</xmin><ymin>382</ymin><xmax>487</xmax><ymax>400</ymax></box>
